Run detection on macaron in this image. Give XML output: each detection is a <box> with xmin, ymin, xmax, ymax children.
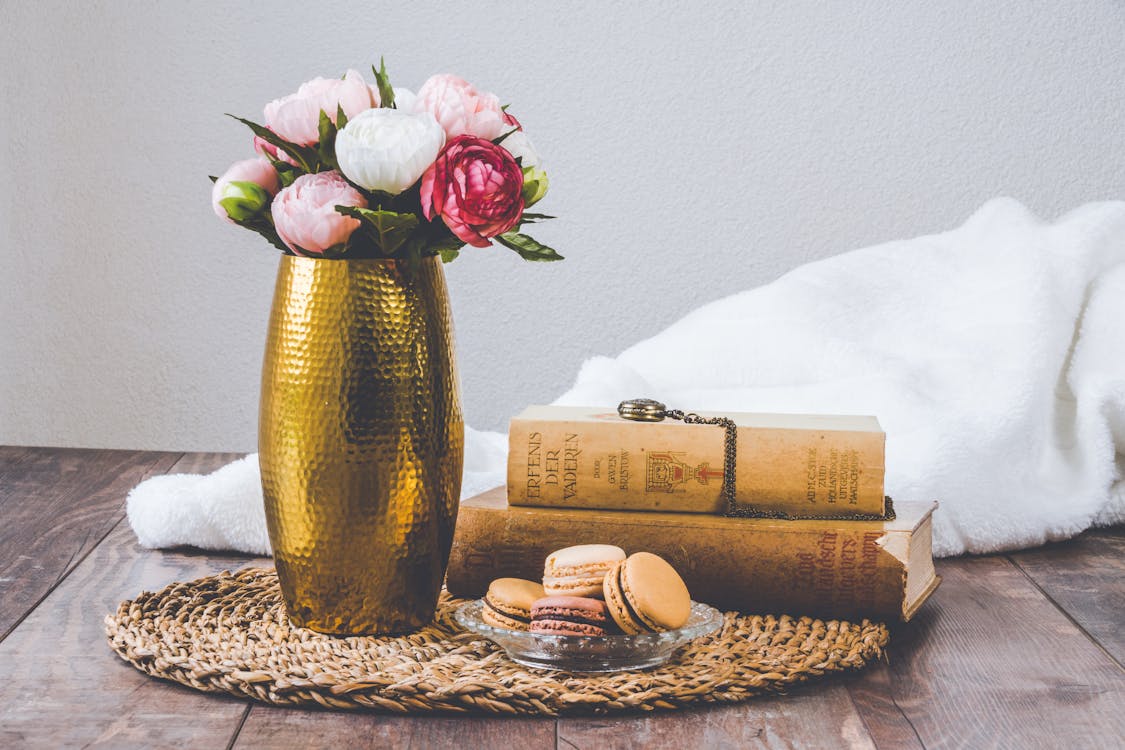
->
<box><xmin>603</xmin><ymin>552</ymin><xmax>691</xmax><ymax>634</ymax></box>
<box><xmin>542</xmin><ymin>544</ymin><xmax>626</xmax><ymax>598</ymax></box>
<box><xmin>482</xmin><ymin>577</ymin><xmax>545</xmax><ymax>631</ymax></box>
<box><xmin>529</xmin><ymin>595</ymin><xmax>615</xmax><ymax>637</ymax></box>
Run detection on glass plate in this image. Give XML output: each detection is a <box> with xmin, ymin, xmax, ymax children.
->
<box><xmin>454</xmin><ymin>599</ymin><xmax>724</xmax><ymax>673</ymax></box>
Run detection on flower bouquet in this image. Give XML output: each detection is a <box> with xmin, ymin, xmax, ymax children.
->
<box><xmin>211</xmin><ymin>60</ymin><xmax>561</xmax><ymax>263</ymax></box>
<box><xmin>214</xmin><ymin>60</ymin><xmax>561</xmax><ymax>635</ymax></box>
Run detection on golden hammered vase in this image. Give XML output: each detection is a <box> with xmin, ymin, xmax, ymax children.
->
<box><xmin>259</xmin><ymin>254</ymin><xmax>463</xmax><ymax>635</ymax></box>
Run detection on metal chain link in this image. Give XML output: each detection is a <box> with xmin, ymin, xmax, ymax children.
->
<box><xmin>639</xmin><ymin>401</ymin><xmax>894</xmax><ymax>521</ymax></box>
<box><xmin>664</xmin><ymin>410</ymin><xmax>740</xmax><ymax>516</ymax></box>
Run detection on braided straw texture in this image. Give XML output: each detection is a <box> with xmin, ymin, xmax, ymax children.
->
<box><xmin>105</xmin><ymin>568</ymin><xmax>890</xmax><ymax>715</ymax></box>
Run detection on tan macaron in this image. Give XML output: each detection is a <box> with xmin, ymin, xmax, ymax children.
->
<box><xmin>603</xmin><ymin>552</ymin><xmax>691</xmax><ymax>634</ymax></box>
<box><xmin>542</xmin><ymin>544</ymin><xmax>626</xmax><ymax>598</ymax></box>
<box><xmin>482</xmin><ymin>578</ymin><xmax>546</xmax><ymax>630</ymax></box>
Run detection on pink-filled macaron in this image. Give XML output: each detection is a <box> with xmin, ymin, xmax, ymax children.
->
<box><xmin>529</xmin><ymin>596</ymin><xmax>616</xmax><ymax>637</ymax></box>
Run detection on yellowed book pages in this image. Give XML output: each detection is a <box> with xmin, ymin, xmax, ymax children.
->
<box><xmin>507</xmin><ymin>405</ymin><xmax>886</xmax><ymax>517</ymax></box>
<box><xmin>446</xmin><ymin>487</ymin><xmax>938</xmax><ymax>622</ymax></box>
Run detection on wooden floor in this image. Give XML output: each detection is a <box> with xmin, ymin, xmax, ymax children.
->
<box><xmin>0</xmin><ymin>447</ymin><xmax>1122</xmax><ymax>749</ymax></box>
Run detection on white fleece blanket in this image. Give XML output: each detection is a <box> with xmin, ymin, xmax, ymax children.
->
<box><xmin>128</xmin><ymin>198</ymin><xmax>1125</xmax><ymax>557</ymax></box>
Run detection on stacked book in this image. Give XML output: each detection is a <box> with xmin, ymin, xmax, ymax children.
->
<box><xmin>446</xmin><ymin>405</ymin><xmax>940</xmax><ymax>621</ymax></box>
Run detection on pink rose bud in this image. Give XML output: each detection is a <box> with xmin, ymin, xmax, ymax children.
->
<box><xmin>271</xmin><ymin>171</ymin><xmax>366</xmax><ymax>255</ymax></box>
<box><xmin>412</xmin><ymin>74</ymin><xmax>505</xmax><ymax>141</ymax></box>
<box><xmin>212</xmin><ymin>158</ymin><xmax>281</xmax><ymax>223</ymax></box>
<box><xmin>420</xmin><ymin>135</ymin><xmax>525</xmax><ymax>248</ymax></box>
<box><xmin>263</xmin><ymin>69</ymin><xmax>378</xmax><ymax>147</ymax></box>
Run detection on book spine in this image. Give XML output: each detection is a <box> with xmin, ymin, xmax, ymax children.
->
<box><xmin>507</xmin><ymin>416</ymin><xmax>885</xmax><ymax>517</ymax></box>
<box><xmin>446</xmin><ymin>504</ymin><xmax>910</xmax><ymax>621</ymax></box>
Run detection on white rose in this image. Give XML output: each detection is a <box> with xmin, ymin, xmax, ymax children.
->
<box><xmin>501</xmin><ymin>128</ymin><xmax>542</xmax><ymax>170</ymax></box>
<box><xmin>392</xmin><ymin>87</ymin><xmax>416</xmax><ymax>113</ymax></box>
<box><xmin>335</xmin><ymin>108</ymin><xmax>445</xmax><ymax>195</ymax></box>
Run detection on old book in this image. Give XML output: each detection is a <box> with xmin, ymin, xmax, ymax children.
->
<box><xmin>507</xmin><ymin>404</ymin><xmax>886</xmax><ymax>518</ymax></box>
<box><xmin>447</xmin><ymin>487</ymin><xmax>939</xmax><ymax>622</ymax></box>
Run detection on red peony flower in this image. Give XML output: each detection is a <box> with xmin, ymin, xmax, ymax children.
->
<box><xmin>420</xmin><ymin>135</ymin><xmax>525</xmax><ymax>248</ymax></box>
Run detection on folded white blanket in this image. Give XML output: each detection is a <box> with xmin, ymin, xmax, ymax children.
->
<box><xmin>128</xmin><ymin>198</ymin><xmax>1125</xmax><ymax>557</ymax></box>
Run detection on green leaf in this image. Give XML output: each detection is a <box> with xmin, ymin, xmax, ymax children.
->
<box><xmin>208</xmin><ymin>174</ymin><xmax>218</xmax><ymax>184</ymax></box>
<box><xmin>493</xmin><ymin>127</ymin><xmax>519</xmax><ymax>146</ymax></box>
<box><xmin>272</xmin><ymin>160</ymin><xmax>303</xmax><ymax>187</ymax></box>
<box><xmin>335</xmin><ymin>205</ymin><xmax>418</xmax><ymax>255</ymax></box>
<box><xmin>316</xmin><ymin>110</ymin><xmax>339</xmax><ymax>170</ymax></box>
<box><xmin>232</xmin><ymin>215</ymin><xmax>292</xmax><ymax>254</ymax></box>
<box><xmin>318</xmin><ymin>109</ymin><xmax>336</xmax><ymax>145</ymax></box>
<box><xmin>426</xmin><ymin>235</ymin><xmax>465</xmax><ymax>263</ymax></box>
<box><xmin>495</xmin><ymin>232</ymin><xmax>564</xmax><ymax>262</ymax></box>
<box><xmin>336</xmin><ymin>103</ymin><xmax>348</xmax><ymax>130</ymax></box>
<box><xmin>227</xmin><ymin>114</ymin><xmax>318</xmax><ymax>172</ymax></box>
<box><xmin>373</xmin><ymin>57</ymin><xmax>395</xmax><ymax>109</ymax></box>
<box><xmin>319</xmin><ymin>242</ymin><xmax>349</xmax><ymax>259</ymax></box>
<box><xmin>518</xmin><ymin>212</ymin><xmax>556</xmax><ymax>223</ymax></box>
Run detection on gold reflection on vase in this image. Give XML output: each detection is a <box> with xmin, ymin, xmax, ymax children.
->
<box><xmin>259</xmin><ymin>254</ymin><xmax>463</xmax><ymax>635</ymax></box>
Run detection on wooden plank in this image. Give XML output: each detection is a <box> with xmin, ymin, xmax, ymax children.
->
<box><xmin>843</xmin><ymin>655</ymin><xmax>926</xmax><ymax>749</ymax></box>
<box><xmin>1009</xmin><ymin>528</ymin><xmax>1125</xmax><ymax>665</ymax></box>
<box><xmin>234</xmin><ymin>707</ymin><xmax>557</xmax><ymax>749</ymax></box>
<box><xmin>847</xmin><ymin>555</ymin><xmax>1125</xmax><ymax>749</ymax></box>
<box><xmin>0</xmin><ymin>452</ymin><xmax>260</xmax><ymax>750</ymax></box>
<box><xmin>557</xmin><ymin>686</ymin><xmax>876</xmax><ymax>750</ymax></box>
<box><xmin>0</xmin><ymin>445</ymin><xmax>33</xmax><ymax>476</ymax></box>
<box><xmin>0</xmin><ymin>447</ymin><xmax>182</xmax><ymax>640</ymax></box>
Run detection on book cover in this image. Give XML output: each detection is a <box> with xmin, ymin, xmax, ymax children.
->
<box><xmin>507</xmin><ymin>405</ymin><xmax>887</xmax><ymax>518</ymax></box>
<box><xmin>447</xmin><ymin>487</ymin><xmax>938</xmax><ymax>622</ymax></box>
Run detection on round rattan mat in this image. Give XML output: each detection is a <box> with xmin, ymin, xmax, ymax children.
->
<box><xmin>105</xmin><ymin>567</ymin><xmax>890</xmax><ymax>715</ymax></box>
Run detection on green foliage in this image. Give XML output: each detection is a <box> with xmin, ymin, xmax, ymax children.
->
<box><xmin>495</xmin><ymin>232</ymin><xmax>564</xmax><ymax>261</ymax></box>
<box><xmin>318</xmin><ymin>242</ymin><xmax>350</xmax><ymax>259</ymax></box>
<box><xmin>493</xmin><ymin>127</ymin><xmax>519</xmax><ymax>146</ymax></box>
<box><xmin>426</xmin><ymin>235</ymin><xmax>466</xmax><ymax>263</ymax></box>
<box><xmin>232</xmin><ymin>214</ymin><xmax>291</xmax><ymax>254</ymax></box>
<box><xmin>517</xmin><ymin>212</ymin><xmax>555</xmax><ymax>224</ymax></box>
<box><xmin>272</xmin><ymin>161</ymin><xmax>303</xmax><ymax>188</ymax></box>
<box><xmin>316</xmin><ymin>110</ymin><xmax>340</xmax><ymax>170</ymax></box>
<box><xmin>373</xmin><ymin>57</ymin><xmax>396</xmax><ymax>109</ymax></box>
<box><xmin>227</xmin><ymin>114</ymin><xmax>319</xmax><ymax>173</ymax></box>
<box><xmin>335</xmin><ymin>205</ymin><xmax>419</xmax><ymax>256</ymax></box>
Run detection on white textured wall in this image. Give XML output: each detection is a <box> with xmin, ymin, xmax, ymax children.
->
<box><xmin>2</xmin><ymin>1</ymin><xmax>1124</xmax><ymax>451</ymax></box>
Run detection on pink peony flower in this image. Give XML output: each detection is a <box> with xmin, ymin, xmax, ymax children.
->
<box><xmin>420</xmin><ymin>135</ymin><xmax>524</xmax><ymax>248</ymax></box>
<box><xmin>212</xmin><ymin>158</ymin><xmax>281</xmax><ymax>223</ymax></box>
<box><xmin>271</xmin><ymin>171</ymin><xmax>366</xmax><ymax>254</ymax></box>
<box><xmin>252</xmin><ymin>135</ymin><xmax>279</xmax><ymax>161</ymax></box>
<box><xmin>263</xmin><ymin>69</ymin><xmax>378</xmax><ymax>147</ymax></box>
<box><xmin>412</xmin><ymin>74</ymin><xmax>505</xmax><ymax>141</ymax></box>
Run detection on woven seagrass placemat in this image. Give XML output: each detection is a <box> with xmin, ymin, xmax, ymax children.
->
<box><xmin>105</xmin><ymin>567</ymin><xmax>890</xmax><ymax>715</ymax></box>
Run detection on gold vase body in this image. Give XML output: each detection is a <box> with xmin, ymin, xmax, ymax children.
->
<box><xmin>259</xmin><ymin>254</ymin><xmax>463</xmax><ymax>635</ymax></box>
